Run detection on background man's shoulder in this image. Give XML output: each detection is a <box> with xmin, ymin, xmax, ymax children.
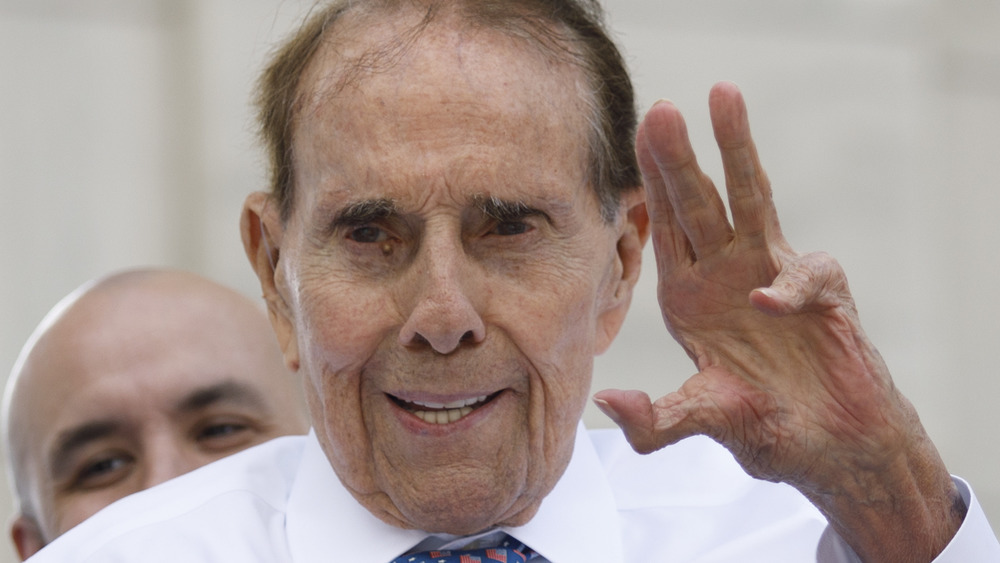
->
<box><xmin>29</xmin><ymin>435</ymin><xmax>308</xmax><ymax>562</ymax></box>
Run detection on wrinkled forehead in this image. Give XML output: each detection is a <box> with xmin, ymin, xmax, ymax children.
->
<box><xmin>286</xmin><ymin>5</ymin><xmax>595</xmax><ymax>215</ymax></box>
<box><xmin>295</xmin><ymin>2</ymin><xmax>592</xmax><ymax>132</ymax></box>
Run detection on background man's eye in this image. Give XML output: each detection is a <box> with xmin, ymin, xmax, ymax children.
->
<box><xmin>199</xmin><ymin>423</ymin><xmax>248</xmax><ymax>440</ymax></box>
<box><xmin>74</xmin><ymin>455</ymin><xmax>132</xmax><ymax>489</ymax></box>
<box><xmin>348</xmin><ymin>226</ymin><xmax>386</xmax><ymax>243</ymax></box>
<box><xmin>195</xmin><ymin>419</ymin><xmax>257</xmax><ymax>452</ymax></box>
<box><xmin>493</xmin><ymin>221</ymin><xmax>530</xmax><ymax>236</ymax></box>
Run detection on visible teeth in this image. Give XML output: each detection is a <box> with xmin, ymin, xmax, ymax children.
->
<box><xmin>413</xmin><ymin>406</ymin><xmax>474</xmax><ymax>424</ymax></box>
<box><xmin>398</xmin><ymin>394</ymin><xmax>493</xmax><ymax>424</ymax></box>
<box><xmin>409</xmin><ymin>395</ymin><xmax>488</xmax><ymax>410</ymax></box>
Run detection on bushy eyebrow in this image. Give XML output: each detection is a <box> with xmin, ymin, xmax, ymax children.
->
<box><xmin>336</xmin><ymin>198</ymin><xmax>398</xmax><ymax>225</ymax></box>
<box><xmin>471</xmin><ymin>195</ymin><xmax>545</xmax><ymax>222</ymax></box>
<box><xmin>315</xmin><ymin>194</ymin><xmax>560</xmax><ymax>240</ymax></box>
<box><xmin>318</xmin><ymin>198</ymin><xmax>398</xmax><ymax>238</ymax></box>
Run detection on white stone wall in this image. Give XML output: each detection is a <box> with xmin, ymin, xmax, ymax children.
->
<box><xmin>1</xmin><ymin>0</ymin><xmax>997</xmax><ymax>560</ymax></box>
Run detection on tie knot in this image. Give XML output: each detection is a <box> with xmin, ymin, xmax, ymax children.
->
<box><xmin>392</xmin><ymin>533</ymin><xmax>533</xmax><ymax>563</ymax></box>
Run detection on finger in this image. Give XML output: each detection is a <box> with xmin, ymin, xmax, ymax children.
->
<box><xmin>636</xmin><ymin>116</ymin><xmax>693</xmax><ymax>273</ymax></box>
<box><xmin>593</xmin><ymin>388</ymin><xmax>699</xmax><ymax>454</ymax></box>
<box><xmin>709</xmin><ymin>82</ymin><xmax>783</xmax><ymax>246</ymax></box>
<box><xmin>749</xmin><ymin>251</ymin><xmax>850</xmax><ymax>316</ymax></box>
<box><xmin>640</xmin><ymin>99</ymin><xmax>733</xmax><ymax>261</ymax></box>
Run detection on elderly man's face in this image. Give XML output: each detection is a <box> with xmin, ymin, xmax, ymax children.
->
<box><xmin>250</xmin><ymin>14</ymin><xmax>641</xmax><ymax>534</ymax></box>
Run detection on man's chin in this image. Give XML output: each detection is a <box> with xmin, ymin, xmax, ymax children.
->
<box><xmin>388</xmin><ymin>490</ymin><xmax>543</xmax><ymax>535</ymax></box>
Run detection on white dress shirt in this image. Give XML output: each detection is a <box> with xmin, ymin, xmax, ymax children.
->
<box><xmin>28</xmin><ymin>424</ymin><xmax>1000</xmax><ymax>562</ymax></box>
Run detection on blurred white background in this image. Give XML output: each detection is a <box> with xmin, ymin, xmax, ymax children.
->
<box><xmin>1</xmin><ymin>0</ymin><xmax>998</xmax><ymax>560</ymax></box>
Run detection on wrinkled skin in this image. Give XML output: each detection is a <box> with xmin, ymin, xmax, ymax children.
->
<box><xmin>594</xmin><ymin>82</ymin><xmax>963</xmax><ymax>562</ymax></box>
<box><xmin>242</xmin><ymin>13</ymin><xmax>645</xmax><ymax>537</ymax></box>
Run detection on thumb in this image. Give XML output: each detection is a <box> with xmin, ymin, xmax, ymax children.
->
<box><xmin>593</xmin><ymin>388</ymin><xmax>698</xmax><ymax>454</ymax></box>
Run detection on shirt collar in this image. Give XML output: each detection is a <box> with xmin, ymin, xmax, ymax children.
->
<box><xmin>285</xmin><ymin>429</ymin><xmax>424</xmax><ymax>563</ymax></box>
<box><xmin>286</xmin><ymin>422</ymin><xmax>623</xmax><ymax>562</ymax></box>
<box><xmin>502</xmin><ymin>421</ymin><xmax>624</xmax><ymax>561</ymax></box>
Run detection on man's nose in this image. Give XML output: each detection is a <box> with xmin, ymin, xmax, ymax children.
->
<box><xmin>142</xmin><ymin>439</ymin><xmax>200</xmax><ymax>489</ymax></box>
<box><xmin>398</xmin><ymin>235</ymin><xmax>486</xmax><ymax>354</ymax></box>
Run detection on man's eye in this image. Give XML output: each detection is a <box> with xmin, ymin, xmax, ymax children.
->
<box><xmin>491</xmin><ymin>221</ymin><xmax>531</xmax><ymax>236</ymax></box>
<box><xmin>195</xmin><ymin>419</ymin><xmax>256</xmax><ymax>451</ymax></box>
<box><xmin>348</xmin><ymin>226</ymin><xmax>388</xmax><ymax>243</ymax></box>
<box><xmin>198</xmin><ymin>422</ymin><xmax>249</xmax><ymax>440</ymax></box>
<box><xmin>73</xmin><ymin>455</ymin><xmax>133</xmax><ymax>490</ymax></box>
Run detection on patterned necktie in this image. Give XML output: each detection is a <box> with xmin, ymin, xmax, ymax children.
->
<box><xmin>391</xmin><ymin>534</ymin><xmax>533</xmax><ymax>563</ymax></box>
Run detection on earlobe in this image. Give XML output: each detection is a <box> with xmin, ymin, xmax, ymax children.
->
<box><xmin>240</xmin><ymin>192</ymin><xmax>300</xmax><ymax>371</ymax></box>
<box><xmin>594</xmin><ymin>190</ymin><xmax>649</xmax><ymax>354</ymax></box>
<box><xmin>12</xmin><ymin>515</ymin><xmax>45</xmax><ymax>560</ymax></box>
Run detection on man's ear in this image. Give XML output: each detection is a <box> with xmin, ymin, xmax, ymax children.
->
<box><xmin>240</xmin><ymin>192</ymin><xmax>300</xmax><ymax>371</ymax></box>
<box><xmin>12</xmin><ymin>514</ymin><xmax>44</xmax><ymax>561</ymax></box>
<box><xmin>595</xmin><ymin>189</ymin><xmax>650</xmax><ymax>355</ymax></box>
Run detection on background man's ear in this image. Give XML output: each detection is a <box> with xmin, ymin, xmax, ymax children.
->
<box><xmin>12</xmin><ymin>515</ymin><xmax>45</xmax><ymax>561</ymax></box>
<box><xmin>595</xmin><ymin>190</ymin><xmax>649</xmax><ymax>354</ymax></box>
<box><xmin>240</xmin><ymin>192</ymin><xmax>300</xmax><ymax>371</ymax></box>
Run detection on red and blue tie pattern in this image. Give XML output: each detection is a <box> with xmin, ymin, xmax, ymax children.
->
<box><xmin>391</xmin><ymin>535</ymin><xmax>533</xmax><ymax>563</ymax></box>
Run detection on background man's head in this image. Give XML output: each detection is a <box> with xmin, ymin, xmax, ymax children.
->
<box><xmin>242</xmin><ymin>0</ymin><xmax>647</xmax><ymax>536</ymax></box>
<box><xmin>2</xmin><ymin>269</ymin><xmax>309</xmax><ymax>560</ymax></box>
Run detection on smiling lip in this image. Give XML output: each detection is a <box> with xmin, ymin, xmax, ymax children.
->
<box><xmin>390</xmin><ymin>392</ymin><xmax>501</xmax><ymax>424</ymax></box>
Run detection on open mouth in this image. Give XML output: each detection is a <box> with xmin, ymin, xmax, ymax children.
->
<box><xmin>390</xmin><ymin>391</ymin><xmax>501</xmax><ymax>424</ymax></box>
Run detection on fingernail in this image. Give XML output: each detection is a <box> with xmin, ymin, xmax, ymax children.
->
<box><xmin>593</xmin><ymin>397</ymin><xmax>622</xmax><ymax>424</ymax></box>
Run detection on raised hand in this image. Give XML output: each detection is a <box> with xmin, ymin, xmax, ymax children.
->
<box><xmin>594</xmin><ymin>82</ymin><xmax>962</xmax><ymax>562</ymax></box>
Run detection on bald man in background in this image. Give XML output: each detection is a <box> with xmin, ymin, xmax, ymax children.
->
<box><xmin>1</xmin><ymin>269</ymin><xmax>309</xmax><ymax>560</ymax></box>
